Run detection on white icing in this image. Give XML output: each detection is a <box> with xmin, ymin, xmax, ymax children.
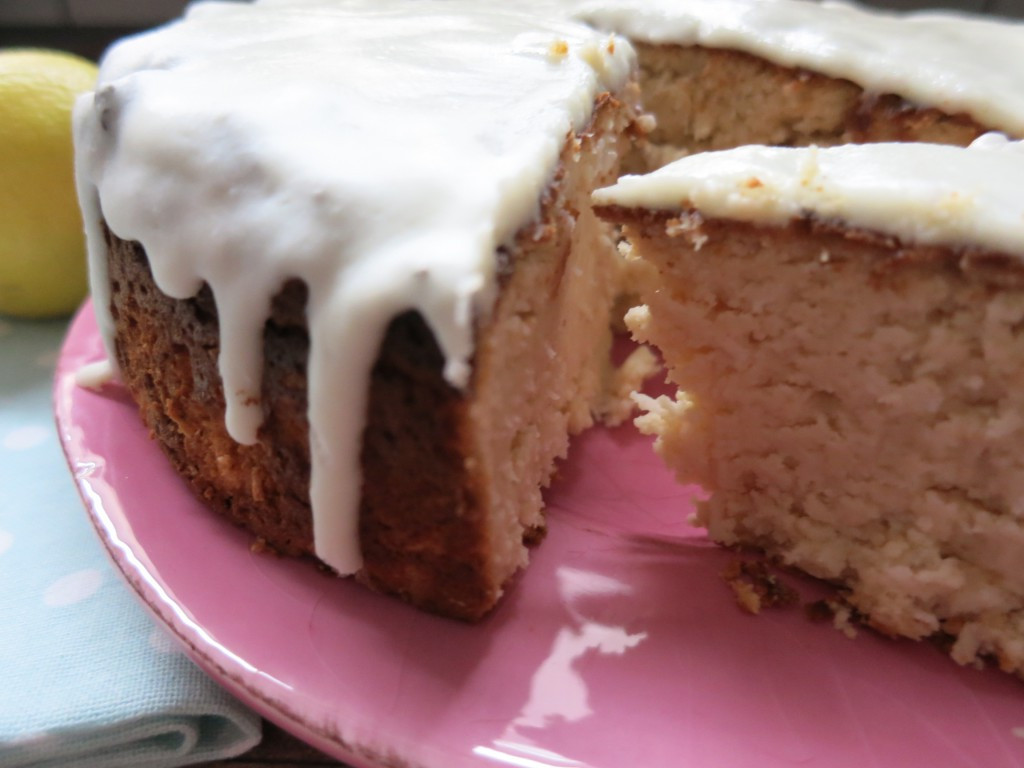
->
<box><xmin>572</xmin><ymin>0</ymin><xmax>1024</xmax><ymax>137</ymax></box>
<box><xmin>594</xmin><ymin>134</ymin><xmax>1024</xmax><ymax>255</ymax></box>
<box><xmin>73</xmin><ymin>0</ymin><xmax>633</xmax><ymax>575</ymax></box>
<box><xmin>74</xmin><ymin>359</ymin><xmax>116</xmax><ymax>390</ymax></box>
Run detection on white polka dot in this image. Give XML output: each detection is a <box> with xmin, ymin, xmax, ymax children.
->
<box><xmin>0</xmin><ymin>529</ymin><xmax>12</xmax><ymax>556</ymax></box>
<box><xmin>149</xmin><ymin>628</ymin><xmax>181</xmax><ymax>655</ymax></box>
<box><xmin>2</xmin><ymin>425</ymin><xmax>50</xmax><ymax>451</ymax></box>
<box><xmin>44</xmin><ymin>568</ymin><xmax>104</xmax><ymax>607</ymax></box>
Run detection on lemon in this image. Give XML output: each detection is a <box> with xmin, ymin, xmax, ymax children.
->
<box><xmin>0</xmin><ymin>49</ymin><xmax>97</xmax><ymax>318</ymax></box>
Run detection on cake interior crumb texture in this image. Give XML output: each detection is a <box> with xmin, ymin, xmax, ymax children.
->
<box><xmin>630</xmin><ymin>44</ymin><xmax>990</xmax><ymax>170</ymax></box>
<box><xmin>617</xmin><ymin>212</ymin><xmax>1024</xmax><ymax>676</ymax></box>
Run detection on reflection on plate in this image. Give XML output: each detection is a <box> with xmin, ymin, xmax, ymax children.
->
<box><xmin>55</xmin><ymin>302</ymin><xmax>1024</xmax><ymax>768</ymax></box>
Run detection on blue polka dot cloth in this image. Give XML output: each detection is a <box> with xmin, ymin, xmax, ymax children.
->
<box><xmin>0</xmin><ymin>317</ymin><xmax>261</xmax><ymax>768</ymax></box>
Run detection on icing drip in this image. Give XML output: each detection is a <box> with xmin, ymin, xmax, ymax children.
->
<box><xmin>73</xmin><ymin>0</ymin><xmax>634</xmax><ymax>575</ymax></box>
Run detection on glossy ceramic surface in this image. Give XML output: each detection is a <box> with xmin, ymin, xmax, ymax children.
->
<box><xmin>56</xmin><ymin>303</ymin><xmax>1024</xmax><ymax>768</ymax></box>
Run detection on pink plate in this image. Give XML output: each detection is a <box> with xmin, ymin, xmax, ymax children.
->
<box><xmin>55</xmin><ymin>302</ymin><xmax>1024</xmax><ymax>768</ymax></box>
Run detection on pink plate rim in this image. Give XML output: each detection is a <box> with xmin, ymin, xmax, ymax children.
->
<box><xmin>54</xmin><ymin>301</ymin><xmax>1024</xmax><ymax>768</ymax></box>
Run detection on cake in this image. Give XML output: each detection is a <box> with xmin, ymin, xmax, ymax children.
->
<box><xmin>74</xmin><ymin>0</ymin><xmax>644</xmax><ymax>620</ymax></box>
<box><xmin>572</xmin><ymin>0</ymin><xmax>1024</xmax><ymax>167</ymax></box>
<box><xmin>73</xmin><ymin>0</ymin><xmax>1024</xmax><ymax>626</ymax></box>
<box><xmin>593</xmin><ymin>133</ymin><xmax>1024</xmax><ymax>675</ymax></box>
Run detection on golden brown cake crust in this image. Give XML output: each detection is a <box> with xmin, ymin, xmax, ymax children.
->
<box><xmin>106</xmin><ymin>231</ymin><xmax>496</xmax><ymax>618</ymax></box>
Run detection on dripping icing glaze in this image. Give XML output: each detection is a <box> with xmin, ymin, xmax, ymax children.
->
<box><xmin>73</xmin><ymin>0</ymin><xmax>634</xmax><ymax>575</ymax></box>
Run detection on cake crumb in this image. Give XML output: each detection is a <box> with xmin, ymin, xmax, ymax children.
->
<box><xmin>831</xmin><ymin>602</ymin><xmax>859</xmax><ymax>639</ymax></box>
<box><xmin>250</xmin><ymin>537</ymin><xmax>270</xmax><ymax>554</ymax></box>
<box><xmin>633</xmin><ymin>113</ymin><xmax>657</xmax><ymax>135</ymax></box>
<box><xmin>722</xmin><ymin>558</ymin><xmax>798</xmax><ymax>615</ymax></box>
<box><xmin>596</xmin><ymin>344</ymin><xmax>660</xmax><ymax>426</ymax></box>
<box><xmin>665</xmin><ymin>211</ymin><xmax>703</xmax><ymax>237</ymax></box>
<box><xmin>807</xmin><ymin>597</ymin><xmax>860</xmax><ymax>639</ymax></box>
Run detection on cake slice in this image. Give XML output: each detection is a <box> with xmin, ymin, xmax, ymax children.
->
<box><xmin>74</xmin><ymin>0</ymin><xmax>643</xmax><ymax>620</ymax></box>
<box><xmin>572</xmin><ymin>0</ymin><xmax>1024</xmax><ymax>166</ymax></box>
<box><xmin>594</xmin><ymin>134</ymin><xmax>1024</xmax><ymax>675</ymax></box>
